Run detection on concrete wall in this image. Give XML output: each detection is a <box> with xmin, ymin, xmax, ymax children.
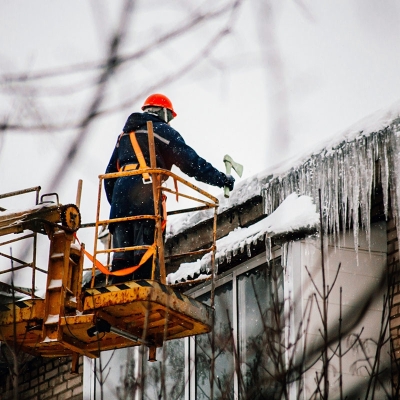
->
<box><xmin>388</xmin><ymin>214</ymin><xmax>400</xmax><ymax>394</ymax></box>
<box><xmin>0</xmin><ymin>356</ymin><xmax>83</xmax><ymax>400</ymax></box>
<box><xmin>287</xmin><ymin>222</ymin><xmax>390</xmax><ymax>399</ymax></box>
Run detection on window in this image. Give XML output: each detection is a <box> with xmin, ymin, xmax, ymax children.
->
<box><xmin>195</xmin><ymin>282</ymin><xmax>234</xmax><ymax>399</ymax></box>
<box><xmin>186</xmin><ymin>252</ymin><xmax>284</xmax><ymax>399</ymax></box>
<box><xmin>237</xmin><ymin>257</ymin><xmax>284</xmax><ymax>399</ymax></box>
<box><xmin>84</xmin><ymin>252</ymin><xmax>284</xmax><ymax>399</ymax></box>
<box><xmin>142</xmin><ymin>339</ymin><xmax>185</xmax><ymax>399</ymax></box>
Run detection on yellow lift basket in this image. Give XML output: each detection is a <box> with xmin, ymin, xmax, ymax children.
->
<box><xmin>0</xmin><ymin>121</ymin><xmax>218</xmax><ymax>370</ymax></box>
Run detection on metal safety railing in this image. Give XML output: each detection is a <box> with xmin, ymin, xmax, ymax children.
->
<box><xmin>88</xmin><ymin>121</ymin><xmax>219</xmax><ymax>288</ymax></box>
<box><xmin>0</xmin><ymin>122</ymin><xmax>220</xmax><ymax>297</ymax></box>
<box><xmin>0</xmin><ymin>186</ymin><xmax>41</xmax><ymax>299</ymax></box>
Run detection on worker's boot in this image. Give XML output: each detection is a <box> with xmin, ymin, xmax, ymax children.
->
<box><xmin>132</xmin><ymin>253</ymin><xmax>153</xmax><ymax>280</ymax></box>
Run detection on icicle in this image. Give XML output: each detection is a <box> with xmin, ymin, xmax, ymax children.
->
<box><xmin>261</xmin><ymin>125</ymin><xmax>399</xmax><ymax>263</ymax></box>
<box><xmin>246</xmin><ymin>243</ymin><xmax>251</xmax><ymax>258</ymax></box>
<box><xmin>265</xmin><ymin>236</ymin><xmax>272</xmax><ymax>264</ymax></box>
<box><xmin>281</xmin><ymin>242</ymin><xmax>288</xmax><ymax>270</ymax></box>
<box><xmin>226</xmin><ymin>249</ymin><xmax>232</xmax><ymax>264</ymax></box>
<box><xmin>380</xmin><ymin>132</ymin><xmax>390</xmax><ymax>218</ymax></box>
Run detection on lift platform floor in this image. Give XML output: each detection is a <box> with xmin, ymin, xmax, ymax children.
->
<box><xmin>0</xmin><ymin>280</ymin><xmax>213</xmax><ymax>358</ymax></box>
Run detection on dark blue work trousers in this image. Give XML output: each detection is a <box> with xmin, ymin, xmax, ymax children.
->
<box><xmin>110</xmin><ymin>219</ymin><xmax>155</xmax><ymax>283</ymax></box>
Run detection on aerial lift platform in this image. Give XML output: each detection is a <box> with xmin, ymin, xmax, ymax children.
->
<box><xmin>0</xmin><ymin>122</ymin><xmax>218</xmax><ymax>370</ymax></box>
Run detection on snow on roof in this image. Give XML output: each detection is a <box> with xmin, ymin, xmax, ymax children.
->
<box><xmin>167</xmin><ymin>99</ymin><xmax>400</xmax><ymax>252</ymax></box>
<box><xmin>167</xmin><ymin>99</ymin><xmax>400</xmax><ymax>283</ymax></box>
<box><xmin>166</xmin><ymin>174</ymin><xmax>267</xmax><ymax>239</ymax></box>
<box><xmin>167</xmin><ymin>193</ymin><xmax>319</xmax><ymax>284</ymax></box>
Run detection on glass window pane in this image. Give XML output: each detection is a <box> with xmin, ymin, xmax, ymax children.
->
<box><xmin>195</xmin><ymin>282</ymin><xmax>234</xmax><ymax>399</ymax></box>
<box><xmin>115</xmin><ymin>348</ymin><xmax>140</xmax><ymax>400</ymax></box>
<box><xmin>237</xmin><ymin>259</ymin><xmax>284</xmax><ymax>399</ymax></box>
<box><xmin>142</xmin><ymin>339</ymin><xmax>185</xmax><ymax>399</ymax></box>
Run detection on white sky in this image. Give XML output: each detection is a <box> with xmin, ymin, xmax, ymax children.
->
<box><xmin>1</xmin><ymin>0</ymin><xmax>400</xmax><ymax>285</ymax></box>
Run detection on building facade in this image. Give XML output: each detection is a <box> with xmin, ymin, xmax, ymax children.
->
<box><xmin>84</xmin><ymin>104</ymin><xmax>400</xmax><ymax>398</ymax></box>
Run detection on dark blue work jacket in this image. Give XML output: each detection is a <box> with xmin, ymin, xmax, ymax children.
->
<box><xmin>105</xmin><ymin>112</ymin><xmax>226</xmax><ymax>220</ymax></box>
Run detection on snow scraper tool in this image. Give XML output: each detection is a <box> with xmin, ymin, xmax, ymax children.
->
<box><xmin>223</xmin><ymin>154</ymin><xmax>243</xmax><ymax>198</ymax></box>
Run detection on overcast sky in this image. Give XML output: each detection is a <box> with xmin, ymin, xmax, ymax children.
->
<box><xmin>1</xmin><ymin>0</ymin><xmax>400</xmax><ymax>285</ymax></box>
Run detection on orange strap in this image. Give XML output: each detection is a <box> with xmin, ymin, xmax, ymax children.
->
<box><xmin>129</xmin><ymin>131</ymin><xmax>151</xmax><ymax>182</ymax></box>
<box><xmin>74</xmin><ymin>234</ymin><xmax>156</xmax><ymax>276</ymax></box>
<box><xmin>161</xmin><ymin>194</ymin><xmax>167</xmax><ymax>231</ymax></box>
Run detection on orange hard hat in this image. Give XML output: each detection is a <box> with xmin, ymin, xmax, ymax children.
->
<box><xmin>142</xmin><ymin>93</ymin><xmax>177</xmax><ymax>117</ymax></box>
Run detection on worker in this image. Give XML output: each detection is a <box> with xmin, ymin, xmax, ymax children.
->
<box><xmin>104</xmin><ymin>93</ymin><xmax>235</xmax><ymax>283</ymax></box>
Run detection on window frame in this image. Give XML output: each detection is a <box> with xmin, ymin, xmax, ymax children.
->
<box><xmin>184</xmin><ymin>249</ymin><xmax>282</xmax><ymax>399</ymax></box>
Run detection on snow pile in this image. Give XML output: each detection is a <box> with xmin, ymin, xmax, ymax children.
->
<box><xmin>45</xmin><ymin>314</ymin><xmax>59</xmax><ymax>324</ymax></box>
<box><xmin>0</xmin><ymin>202</ymin><xmax>55</xmax><ymax>217</ymax></box>
<box><xmin>0</xmin><ymin>203</ymin><xmax>56</xmax><ymax>223</ymax></box>
<box><xmin>167</xmin><ymin>193</ymin><xmax>318</xmax><ymax>284</ymax></box>
<box><xmin>48</xmin><ymin>279</ymin><xmax>62</xmax><ymax>289</ymax></box>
